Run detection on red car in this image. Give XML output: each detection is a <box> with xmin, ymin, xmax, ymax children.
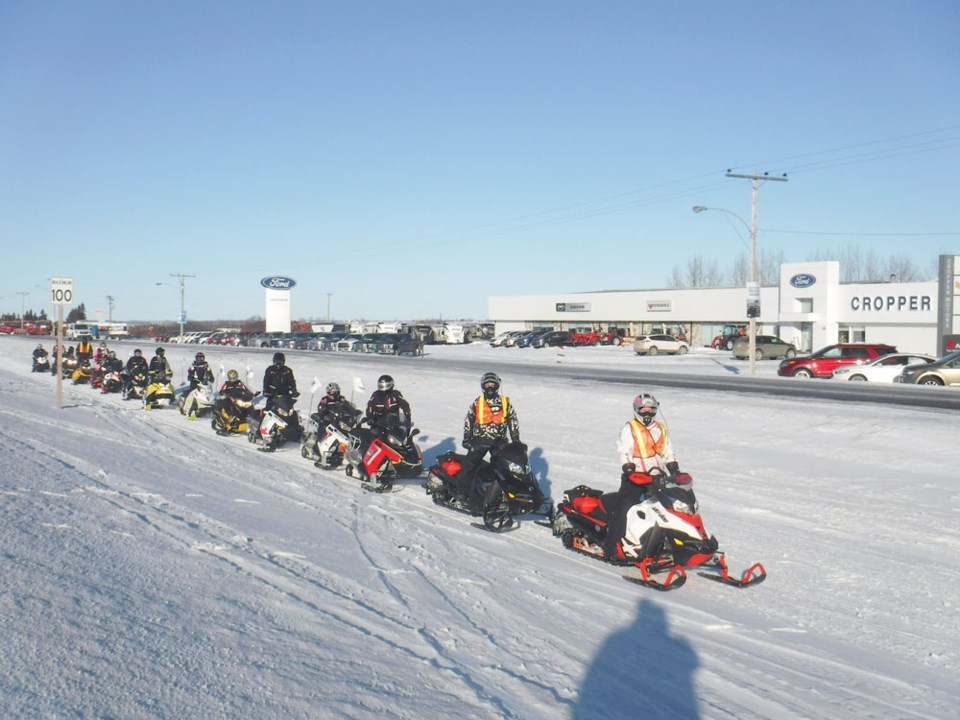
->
<box><xmin>777</xmin><ymin>343</ymin><xmax>897</xmax><ymax>379</ymax></box>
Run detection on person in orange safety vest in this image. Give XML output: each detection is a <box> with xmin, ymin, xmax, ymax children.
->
<box><xmin>462</xmin><ymin>372</ymin><xmax>521</xmax><ymax>464</ymax></box>
<box><xmin>605</xmin><ymin>393</ymin><xmax>681</xmax><ymax>560</ymax></box>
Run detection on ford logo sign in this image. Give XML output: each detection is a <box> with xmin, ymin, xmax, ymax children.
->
<box><xmin>790</xmin><ymin>273</ymin><xmax>816</xmax><ymax>289</ymax></box>
<box><xmin>260</xmin><ymin>276</ymin><xmax>297</xmax><ymax>290</ymax></box>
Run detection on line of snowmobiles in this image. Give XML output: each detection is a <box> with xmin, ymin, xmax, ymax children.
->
<box><xmin>35</xmin><ymin>352</ymin><xmax>765</xmax><ymax>591</ymax></box>
<box><xmin>191</xmin><ymin>382</ymin><xmax>767</xmax><ymax>591</ymax></box>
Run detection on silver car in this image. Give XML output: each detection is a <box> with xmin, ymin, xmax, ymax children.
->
<box><xmin>732</xmin><ymin>335</ymin><xmax>797</xmax><ymax>361</ymax></box>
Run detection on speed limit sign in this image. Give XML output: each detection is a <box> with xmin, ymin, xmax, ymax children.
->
<box><xmin>51</xmin><ymin>277</ymin><xmax>73</xmax><ymax>305</ymax></box>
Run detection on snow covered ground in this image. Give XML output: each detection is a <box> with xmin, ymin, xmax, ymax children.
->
<box><xmin>2</xmin><ymin>335</ymin><xmax>958</xmax><ymax>719</ymax></box>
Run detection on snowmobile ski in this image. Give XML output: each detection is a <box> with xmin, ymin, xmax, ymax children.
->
<box><xmin>470</xmin><ymin>520</ymin><xmax>519</xmax><ymax>534</ymax></box>
<box><xmin>360</xmin><ymin>482</ymin><xmax>403</xmax><ymax>494</ymax></box>
<box><xmin>696</xmin><ymin>559</ymin><xmax>767</xmax><ymax>588</ymax></box>
<box><xmin>622</xmin><ymin>557</ymin><xmax>687</xmax><ymax>591</ymax></box>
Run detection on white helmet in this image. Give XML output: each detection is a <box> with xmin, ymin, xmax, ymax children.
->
<box><xmin>633</xmin><ymin>393</ymin><xmax>659</xmax><ymax>426</ymax></box>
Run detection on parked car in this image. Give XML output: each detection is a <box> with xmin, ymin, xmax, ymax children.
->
<box><xmin>334</xmin><ymin>333</ymin><xmax>365</xmax><ymax>351</ymax></box>
<box><xmin>777</xmin><ymin>343</ymin><xmax>897</xmax><ymax>379</ymax></box>
<box><xmin>374</xmin><ymin>333</ymin><xmax>424</xmax><ymax>356</ymax></box>
<box><xmin>533</xmin><ymin>330</ymin><xmax>572</xmax><ymax>348</ymax></box>
<box><xmin>353</xmin><ymin>333</ymin><xmax>387</xmax><ymax>353</ymax></box>
<box><xmin>731</xmin><ymin>335</ymin><xmax>797</xmax><ymax>361</ymax></box>
<box><xmin>832</xmin><ymin>353</ymin><xmax>936</xmax><ymax>382</ymax></box>
<box><xmin>516</xmin><ymin>330</ymin><xmax>550</xmax><ymax>348</ymax></box>
<box><xmin>489</xmin><ymin>331</ymin><xmax>518</xmax><ymax>347</ymax></box>
<box><xmin>634</xmin><ymin>334</ymin><xmax>690</xmax><ymax>356</ymax></box>
<box><xmin>317</xmin><ymin>332</ymin><xmax>347</xmax><ymax>351</ymax></box>
<box><xmin>895</xmin><ymin>350</ymin><xmax>960</xmax><ymax>386</ymax></box>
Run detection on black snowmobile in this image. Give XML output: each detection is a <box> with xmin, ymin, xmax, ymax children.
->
<box><xmin>425</xmin><ymin>441</ymin><xmax>551</xmax><ymax>531</ymax></box>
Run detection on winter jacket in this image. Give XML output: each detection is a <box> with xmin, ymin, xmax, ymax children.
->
<box><xmin>125</xmin><ymin>356</ymin><xmax>149</xmax><ymax>376</ymax></box>
<box><xmin>463</xmin><ymin>394</ymin><xmax>520</xmax><ymax>449</ymax></box>
<box><xmin>365</xmin><ymin>389</ymin><xmax>412</xmax><ymax>427</ymax></box>
<box><xmin>149</xmin><ymin>355</ymin><xmax>173</xmax><ymax>382</ymax></box>
<box><xmin>188</xmin><ymin>361</ymin><xmax>215</xmax><ymax>388</ymax></box>
<box><xmin>262</xmin><ymin>364</ymin><xmax>298</xmax><ymax>398</ymax></box>
<box><xmin>616</xmin><ymin>419</ymin><xmax>676</xmax><ymax>473</ymax></box>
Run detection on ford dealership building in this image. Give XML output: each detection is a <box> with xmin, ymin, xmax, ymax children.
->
<box><xmin>488</xmin><ymin>256</ymin><xmax>960</xmax><ymax>356</ymax></box>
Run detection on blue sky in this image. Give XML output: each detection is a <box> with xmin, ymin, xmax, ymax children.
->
<box><xmin>2</xmin><ymin>1</ymin><xmax>958</xmax><ymax>324</ymax></box>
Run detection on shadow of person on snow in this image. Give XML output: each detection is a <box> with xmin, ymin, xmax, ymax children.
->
<box><xmin>419</xmin><ymin>435</ymin><xmax>458</xmax><ymax>469</ymax></box>
<box><xmin>574</xmin><ymin>598</ymin><xmax>700</xmax><ymax>720</ymax></box>
<box><xmin>528</xmin><ymin>445</ymin><xmax>551</xmax><ymax>501</ymax></box>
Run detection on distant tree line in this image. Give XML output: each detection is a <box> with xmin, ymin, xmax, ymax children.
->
<box><xmin>669</xmin><ymin>247</ymin><xmax>931</xmax><ymax>289</ymax></box>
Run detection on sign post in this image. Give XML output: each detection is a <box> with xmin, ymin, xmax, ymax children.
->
<box><xmin>50</xmin><ymin>277</ymin><xmax>73</xmax><ymax>409</ymax></box>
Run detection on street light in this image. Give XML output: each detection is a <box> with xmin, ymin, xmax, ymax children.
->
<box><xmin>692</xmin><ymin>205</ymin><xmax>760</xmax><ymax>376</ymax></box>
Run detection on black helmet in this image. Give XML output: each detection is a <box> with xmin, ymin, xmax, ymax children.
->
<box><xmin>377</xmin><ymin>374</ymin><xmax>394</xmax><ymax>391</ymax></box>
<box><xmin>273</xmin><ymin>352</ymin><xmax>285</xmax><ymax>365</ymax></box>
<box><xmin>156</xmin><ymin>347</ymin><xmax>165</xmax><ymax>357</ymax></box>
<box><xmin>326</xmin><ymin>382</ymin><xmax>341</xmax><ymax>397</ymax></box>
<box><xmin>633</xmin><ymin>393</ymin><xmax>659</xmax><ymax>426</ymax></box>
<box><xmin>481</xmin><ymin>372</ymin><xmax>501</xmax><ymax>398</ymax></box>
<box><xmin>195</xmin><ymin>352</ymin><xmax>205</xmax><ymax>362</ymax></box>
<box><xmin>134</xmin><ymin>349</ymin><xmax>143</xmax><ymax>357</ymax></box>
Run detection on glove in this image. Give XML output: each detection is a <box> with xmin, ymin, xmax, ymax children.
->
<box><xmin>621</xmin><ymin>463</ymin><xmax>637</xmax><ymax>482</ymax></box>
<box><xmin>666</xmin><ymin>461</ymin><xmax>680</xmax><ymax>476</ymax></box>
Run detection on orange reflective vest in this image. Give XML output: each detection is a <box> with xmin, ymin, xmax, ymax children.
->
<box><xmin>475</xmin><ymin>395</ymin><xmax>509</xmax><ymax>425</ymax></box>
<box><xmin>76</xmin><ymin>340</ymin><xmax>92</xmax><ymax>357</ymax></box>
<box><xmin>628</xmin><ymin>419</ymin><xmax>667</xmax><ymax>459</ymax></box>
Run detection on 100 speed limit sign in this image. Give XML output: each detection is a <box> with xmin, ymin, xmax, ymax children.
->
<box><xmin>50</xmin><ymin>277</ymin><xmax>73</xmax><ymax>305</ymax></box>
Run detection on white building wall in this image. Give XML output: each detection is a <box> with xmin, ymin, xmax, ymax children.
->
<box><xmin>489</xmin><ymin>258</ymin><xmax>944</xmax><ymax>354</ymax></box>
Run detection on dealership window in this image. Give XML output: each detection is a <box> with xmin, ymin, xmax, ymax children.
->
<box><xmin>795</xmin><ymin>297</ymin><xmax>814</xmax><ymax>313</ymax></box>
<box><xmin>838</xmin><ymin>326</ymin><xmax>866</xmax><ymax>343</ymax></box>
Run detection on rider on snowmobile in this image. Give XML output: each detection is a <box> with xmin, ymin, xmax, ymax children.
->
<box><xmin>313</xmin><ymin>382</ymin><xmax>359</xmax><ymax>427</ymax></box>
<box><xmin>149</xmin><ymin>347</ymin><xmax>173</xmax><ymax>384</ymax></box>
<box><xmin>260</xmin><ymin>352</ymin><xmax>301</xmax><ymax>436</ymax></box>
<box><xmin>605</xmin><ymin>393</ymin><xmax>681</xmax><ymax>560</ymax></box>
<box><xmin>187</xmin><ymin>351</ymin><xmax>215</xmax><ymax>389</ymax></box>
<box><xmin>462</xmin><ymin>372</ymin><xmax>521</xmax><ymax>462</ymax></box>
<box><xmin>365</xmin><ymin>374</ymin><xmax>412</xmax><ymax>434</ymax></box>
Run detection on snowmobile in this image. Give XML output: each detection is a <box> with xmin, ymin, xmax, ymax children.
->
<box><xmin>143</xmin><ymin>376</ymin><xmax>176</xmax><ymax>409</ymax></box>
<box><xmin>211</xmin><ymin>389</ymin><xmax>254</xmax><ymax>435</ymax></box>
<box><xmin>71</xmin><ymin>361</ymin><xmax>93</xmax><ymax>385</ymax></box>
<box><xmin>552</xmin><ymin>469</ymin><xmax>766</xmax><ymax>590</ymax></box>
<box><xmin>343</xmin><ymin>415</ymin><xmax>423</xmax><ymax>492</ymax></box>
<box><xmin>60</xmin><ymin>356</ymin><xmax>78</xmax><ymax>379</ymax></box>
<box><xmin>425</xmin><ymin>441</ymin><xmax>551</xmax><ymax>531</ymax></box>
<box><xmin>247</xmin><ymin>394</ymin><xmax>302</xmax><ymax>452</ymax></box>
<box><xmin>301</xmin><ymin>404</ymin><xmax>362</xmax><ymax>469</ymax></box>
<box><xmin>32</xmin><ymin>355</ymin><xmax>50</xmax><ymax>373</ymax></box>
<box><xmin>121</xmin><ymin>370</ymin><xmax>148</xmax><ymax>401</ymax></box>
<box><xmin>100</xmin><ymin>369</ymin><xmax>123</xmax><ymax>394</ymax></box>
<box><xmin>177</xmin><ymin>382</ymin><xmax>215</xmax><ymax>419</ymax></box>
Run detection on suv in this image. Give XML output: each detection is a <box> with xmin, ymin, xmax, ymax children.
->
<box><xmin>778</xmin><ymin>343</ymin><xmax>897</xmax><ymax>379</ymax></box>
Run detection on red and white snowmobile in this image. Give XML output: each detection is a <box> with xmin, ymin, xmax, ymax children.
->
<box><xmin>552</xmin><ymin>470</ymin><xmax>766</xmax><ymax>591</ymax></box>
<box><xmin>343</xmin><ymin>416</ymin><xmax>423</xmax><ymax>492</ymax></box>
<box><xmin>301</xmin><ymin>404</ymin><xmax>362</xmax><ymax>469</ymax></box>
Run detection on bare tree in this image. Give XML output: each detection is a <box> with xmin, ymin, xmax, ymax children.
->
<box><xmin>670</xmin><ymin>255</ymin><xmax>723</xmax><ymax>288</ymax></box>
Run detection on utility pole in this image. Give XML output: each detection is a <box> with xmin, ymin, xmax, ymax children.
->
<box><xmin>725</xmin><ymin>171</ymin><xmax>788</xmax><ymax>377</ymax></box>
<box><xmin>169</xmin><ymin>273</ymin><xmax>196</xmax><ymax>344</ymax></box>
<box><xmin>326</xmin><ymin>293</ymin><xmax>332</xmax><ymax>322</ymax></box>
<box><xmin>106</xmin><ymin>295</ymin><xmax>115</xmax><ymax>322</ymax></box>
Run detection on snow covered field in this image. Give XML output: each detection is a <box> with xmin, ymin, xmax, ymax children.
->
<box><xmin>1</xmin><ymin>335</ymin><xmax>958</xmax><ymax>719</ymax></box>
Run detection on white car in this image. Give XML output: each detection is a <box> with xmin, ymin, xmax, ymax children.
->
<box><xmin>633</xmin><ymin>334</ymin><xmax>690</xmax><ymax>356</ymax></box>
<box><xmin>832</xmin><ymin>352</ymin><xmax>935</xmax><ymax>382</ymax></box>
